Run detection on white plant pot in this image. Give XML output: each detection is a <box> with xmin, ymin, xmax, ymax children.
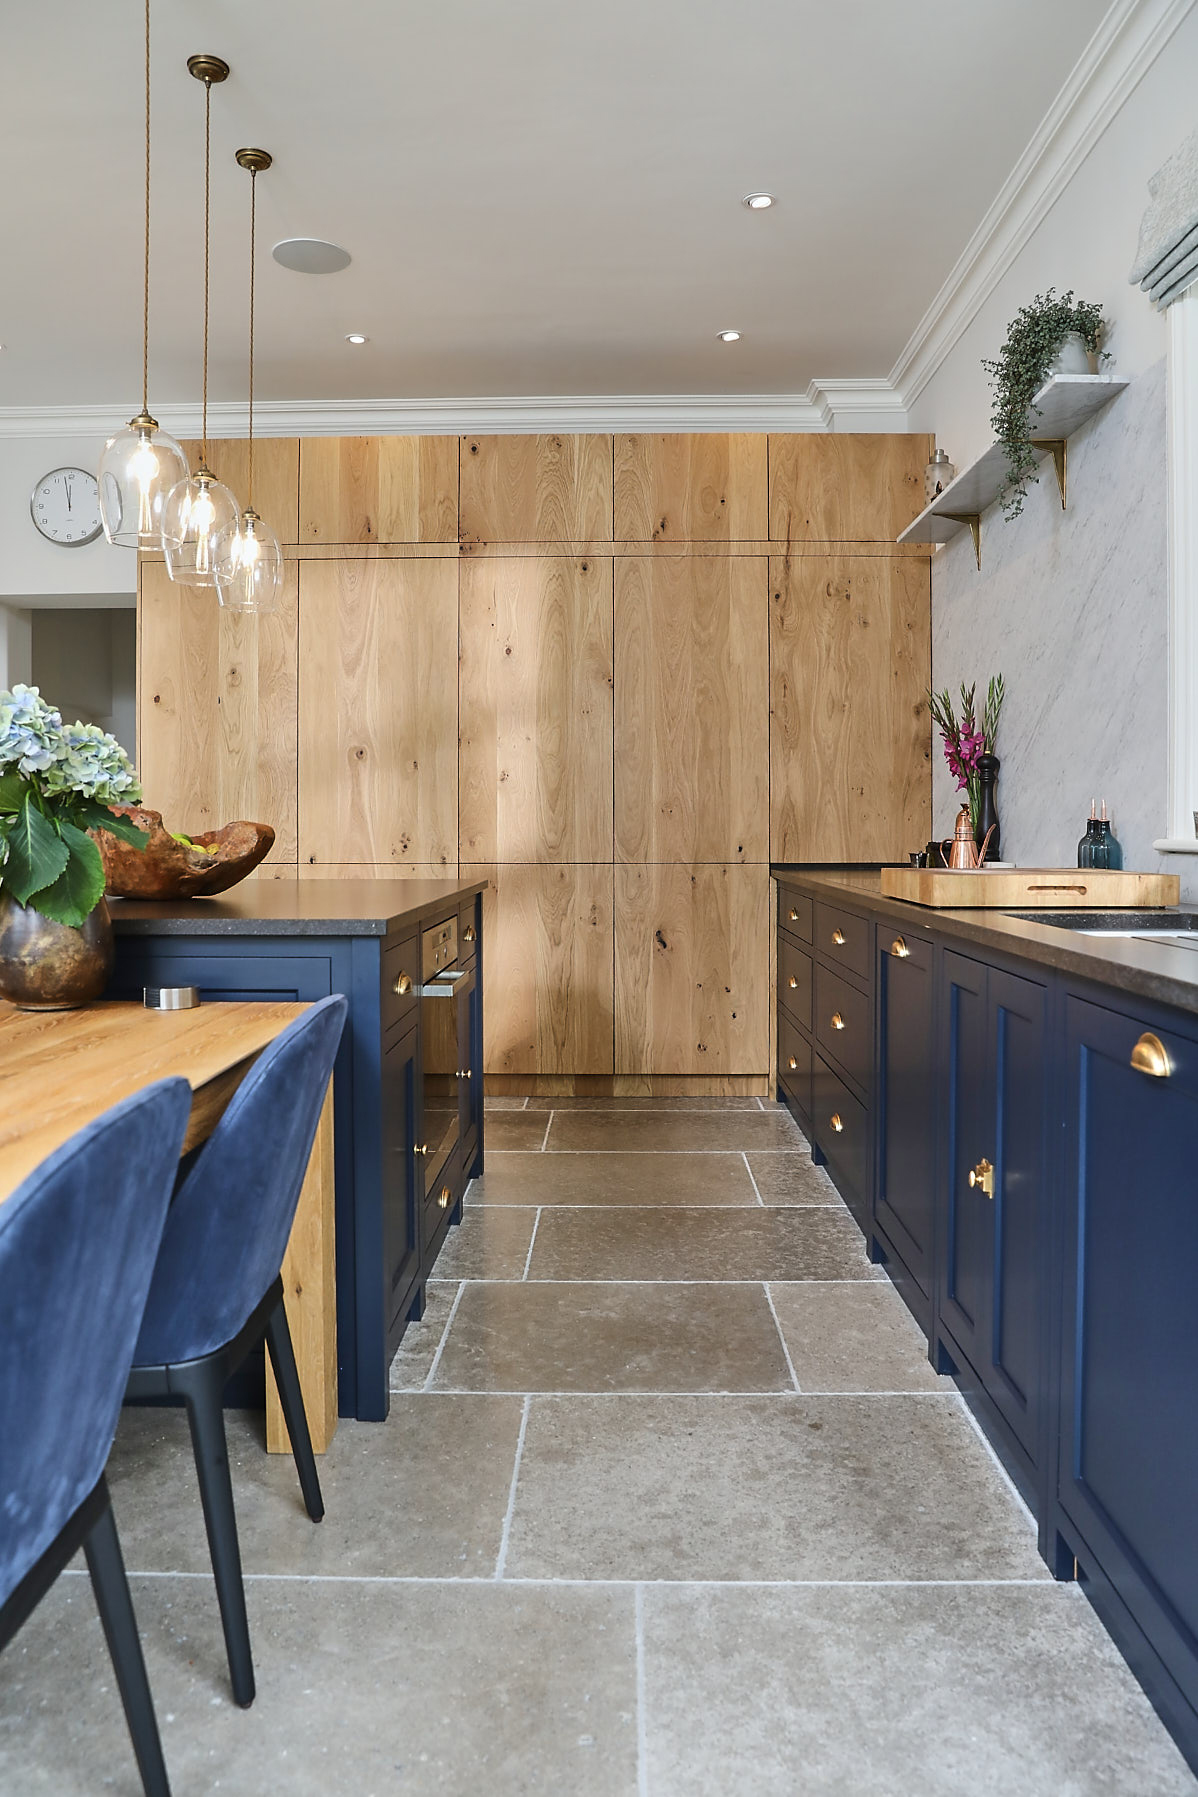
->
<box><xmin>1046</xmin><ymin>331</ymin><xmax>1093</xmax><ymax>378</ymax></box>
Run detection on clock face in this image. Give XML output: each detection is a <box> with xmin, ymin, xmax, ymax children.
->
<box><xmin>30</xmin><ymin>467</ymin><xmax>104</xmax><ymax>547</ymax></box>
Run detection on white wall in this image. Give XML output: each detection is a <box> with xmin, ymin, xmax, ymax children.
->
<box><xmin>0</xmin><ymin>603</ymin><xmax>32</xmax><ymax>690</ymax></box>
<box><xmin>909</xmin><ymin>10</ymin><xmax>1198</xmax><ymax>896</ymax></box>
<box><xmin>0</xmin><ymin>435</ymin><xmax>136</xmax><ymax>600</ymax></box>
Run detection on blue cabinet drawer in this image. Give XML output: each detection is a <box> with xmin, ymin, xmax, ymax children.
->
<box><xmin>779</xmin><ymin>934</ymin><xmax>812</xmax><ymax>1030</ymax></box>
<box><xmin>778</xmin><ymin>888</ymin><xmax>812</xmax><ymax>942</ymax></box>
<box><xmin>814</xmin><ymin>960</ymin><xmax>871</xmax><ymax>1095</ymax></box>
<box><xmin>778</xmin><ymin>1012</ymin><xmax>811</xmax><ymax>1118</ymax></box>
<box><xmin>813</xmin><ymin>900</ymin><xmax>871</xmax><ymax>983</ymax></box>
<box><xmin>812</xmin><ymin>1050</ymin><xmax>868</xmax><ymax>1221</ymax></box>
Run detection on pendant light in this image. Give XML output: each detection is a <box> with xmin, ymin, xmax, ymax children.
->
<box><xmin>162</xmin><ymin>55</ymin><xmax>239</xmax><ymax>586</ymax></box>
<box><xmin>213</xmin><ymin>148</ymin><xmax>284</xmax><ymax>614</ymax></box>
<box><xmin>98</xmin><ymin>0</ymin><xmax>189</xmax><ymax>549</ymax></box>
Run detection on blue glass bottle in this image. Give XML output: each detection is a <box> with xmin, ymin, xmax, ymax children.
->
<box><xmin>1078</xmin><ymin>811</ymin><xmax>1101</xmax><ymax>868</ymax></box>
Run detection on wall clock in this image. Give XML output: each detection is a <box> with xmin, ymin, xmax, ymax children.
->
<box><xmin>30</xmin><ymin>466</ymin><xmax>104</xmax><ymax>547</ymax></box>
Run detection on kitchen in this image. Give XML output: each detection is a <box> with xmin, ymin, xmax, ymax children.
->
<box><xmin>2</xmin><ymin>3</ymin><xmax>1198</xmax><ymax>1792</ymax></box>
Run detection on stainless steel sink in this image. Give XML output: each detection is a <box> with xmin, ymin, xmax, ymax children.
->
<box><xmin>1010</xmin><ymin>910</ymin><xmax>1198</xmax><ymax>946</ymax></box>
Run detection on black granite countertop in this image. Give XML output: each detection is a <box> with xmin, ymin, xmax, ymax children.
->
<box><xmin>109</xmin><ymin>878</ymin><xmax>486</xmax><ymax>938</ymax></box>
<box><xmin>771</xmin><ymin>865</ymin><xmax>1198</xmax><ymax>1017</ymax></box>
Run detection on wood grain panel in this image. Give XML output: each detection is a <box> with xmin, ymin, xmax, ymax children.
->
<box><xmin>614</xmin><ymin>434</ymin><xmax>767</xmax><ymax>541</ymax></box>
<box><xmin>770</xmin><ymin>554</ymin><xmax>931</xmax><ymax>861</ymax></box>
<box><xmin>298</xmin><ymin>437</ymin><xmax>458</xmax><ymax>543</ymax></box>
<box><xmin>459</xmin><ymin>557</ymin><xmax>613</xmax><ymax>863</ymax></box>
<box><xmin>179</xmin><ymin>438</ymin><xmax>300</xmax><ymax>543</ymax></box>
<box><xmin>298</xmin><ymin>864</ymin><xmax>458</xmax><ymax>880</ymax></box>
<box><xmin>459</xmin><ymin>435</ymin><xmax>612</xmax><ymax>542</ymax></box>
<box><xmin>298</xmin><ymin>560</ymin><xmax>457</xmax><ymax>866</ymax></box>
<box><xmin>768</xmin><ymin>435</ymin><xmax>932</xmax><ymax>544</ymax></box>
<box><xmin>461</xmin><ymin>864</ymin><xmax>614</xmax><ymax>1075</ymax></box>
<box><xmin>138</xmin><ymin>559</ymin><xmax>298</xmax><ymax>862</ymax></box>
<box><xmin>614</xmin><ymin>557</ymin><xmax>768</xmax><ymax>863</ymax></box>
<box><xmin>615</xmin><ymin>865</ymin><xmax>770</xmax><ymax>1075</ymax></box>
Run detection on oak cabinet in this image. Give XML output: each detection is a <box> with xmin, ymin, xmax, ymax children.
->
<box><xmin>615</xmin><ymin>865</ymin><xmax>769</xmax><ymax>1075</ymax></box>
<box><xmin>459</xmin><ymin>434</ymin><xmax>612</xmax><ymax>542</ymax></box>
<box><xmin>770</xmin><ymin>554</ymin><xmax>930</xmax><ymax>862</ymax></box>
<box><xmin>177</xmin><ymin>437</ymin><xmax>300</xmax><ymax>543</ymax></box>
<box><xmin>768</xmin><ymin>434</ymin><xmax>931</xmax><ymax>544</ymax></box>
<box><xmin>459</xmin><ymin>556</ymin><xmax>614</xmax><ymax>863</ymax></box>
<box><xmin>614</xmin><ymin>556</ymin><xmax>768</xmax><ymax>864</ymax></box>
<box><xmin>298</xmin><ymin>436</ymin><xmax>458</xmax><ymax>543</ymax></box>
<box><xmin>298</xmin><ymin>560</ymin><xmax>458</xmax><ymax>868</ymax></box>
<box><xmin>613</xmin><ymin>433</ymin><xmax>767</xmax><ymax>541</ymax></box>
<box><xmin>138</xmin><ymin>559</ymin><xmax>298</xmax><ymax>864</ymax></box>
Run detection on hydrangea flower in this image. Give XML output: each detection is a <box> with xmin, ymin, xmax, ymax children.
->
<box><xmin>42</xmin><ymin>721</ymin><xmax>143</xmax><ymax>806</ymax></box>
<box><xmin>0</xmin><ymin>684</ymin><xmax>63</xmax><ymax>776</ymax></box>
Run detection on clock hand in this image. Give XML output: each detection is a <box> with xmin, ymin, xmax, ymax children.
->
<box><xmin>65</xmin><ymin>476</ymin><xmax>72</xmax><ymax>513</ymax></box>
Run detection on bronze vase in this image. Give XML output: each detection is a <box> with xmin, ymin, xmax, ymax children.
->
<box><xmin>0</xmin><ymin>890</ymin><xmax>114</xmax><ymax>1011</ymax></box>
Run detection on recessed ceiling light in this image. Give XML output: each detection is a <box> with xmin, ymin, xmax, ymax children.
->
<box><xmin>742</xmin><ymin>193</ymin><xmax>775</xmax><ymax>210</ymax></box>
<box><xmin>345</xmin><ymin>333</ymin><xmax>368</xmax><ymax>345</ymax></box>
<box><xmin>272</xmin><ymin>237</ymin><xmax>352</xmax><ymax>275</ymax></box>
<box><xmin>717</xmin><ymin>329</ymin><xmax>741</xmax><ymax>343</ymax></box>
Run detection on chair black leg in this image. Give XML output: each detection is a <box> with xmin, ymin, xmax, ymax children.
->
<box><xmin>177</xmin><ymin>1363</ymin><xmax>256</xmax><ymax>1709</ymax></box>
<box><xmin>264</xmin><ymin>1295</ymin><xmax>324</xmax><ymax>1524</ymax></box>
<box><xmin>83</xmin><ymin>1488</ymin><xmax>172</xmax><ymax>1797</ymax></box>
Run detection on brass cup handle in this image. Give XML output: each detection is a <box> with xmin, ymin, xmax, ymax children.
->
<box><xmin>788</xmin><ymin>975</ymin><xmax>798</xmax><ymax>989</ymax></box>
<box><xmin>787</xmin><ymin>1055</ymin><xmax>798</xmax><ymax>1071</ymax></box>
<box><xmin>830</xmin><ymin>1113</ymin><xmax>844</xmax><ymax>1133</ymax></box>
<box><xmin>831</xmin><ymin>929</ymin><xmax>846</xmax><ymax>946</ymax></box>
<box><xmin>968</xmin><ymin>1157</ymin><xmax>994</xmax><ymax>1199</ymax></box>
<box><xmin>438</xmin><ymin>1186</ymin><xmax>452</xmax><ymax>1210</ymax></box>
<box><xmin>788</xmin><ymin>907</ymin><xmax>800</xmax><ymax>922</ymax></box>
<box><xmin>393</xmin><ymin>972</ymin><xmax>413</xmax><ymax>996</ymax></box>
<box><xmin>891</xmin><ymin>938</ymin><xmax>910</xmax><ymax>959</ymax></box>
<box><xmin>463</xmin><ymin>925</ymin><xmax>476</xmax><ymax>943</ymax></box>
<box><xmin>1130</xmin><ymin>1032</ymin><xmax>1170</xmax><ymax>1078</ymax></box>
<box><xmin>830</xmin><ymin>1012</ymin><xmax>845</xmax><ymax>1031</ymax></box>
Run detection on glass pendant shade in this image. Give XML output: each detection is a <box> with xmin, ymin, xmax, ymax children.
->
<box><xmin>213</xmin><ymin>508</ymin><xmax>284</xmax><ymax>613</ymax></box>
<box><xmin>98</xmin><ymin>413</ymin><xmax>189</xmax><ymax>549</ymax></box>
<box><xmin>162</xmin><ymin>466</ymin><xmax>239</xmax><ymax>586</ymax></box>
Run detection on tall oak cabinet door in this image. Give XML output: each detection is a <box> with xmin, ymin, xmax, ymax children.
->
<box><xmin>459</xmin><ymin>556</ymin><xmax>614</xmax><ymax>864</ymax></box>
<box><xmin>768</xmin><ymin>435</ymin><xmax>931</xmax><ymax>544</ymax></box>
<box><xmin>298</xmin><ymin>437</ymin><xmax>458</xmax><ymax>543</ymax></box>
<box><xmin>615</xmin><ymin>556</ymin><xmax>768</xmax><ymax>864</ymax></box>
<box><xmin>459</xmin><ymin>435</ymin><xmax>613</xmax><ymax>543</ymax></box>
<box><xmin>298</xmin><ymin>560</ymin><xmax>458</xmax><ymax>867</ymax></box>
<box><xmin>137</xmin><ymin>559</ymin><xmax>298</xmax><ymax>864</ymax></box>
<box><xmin>178</xmin><ymin>437</ymin><xmax>300</xmax><ymax>543</ymax></box>
<box><xmin>613</xmin><ymin>434</ymin><xmax>767</xmax><ymax>541</ymax></box>
<box><xmin>770</xmin><ymin>554</ymin><xmax>930</xmax><ymax>862</ymax></box>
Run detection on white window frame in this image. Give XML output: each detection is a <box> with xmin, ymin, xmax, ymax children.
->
<box><xmin>1155</xmin><ymin>285</ymin><xmax>1198</xmax><ymax>853</ymax></box>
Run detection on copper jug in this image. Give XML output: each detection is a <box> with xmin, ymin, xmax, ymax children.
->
<box><xmin>944</xmin><ymin>804</ymin><xmax>995</xmax><ymax>870</ymax></box>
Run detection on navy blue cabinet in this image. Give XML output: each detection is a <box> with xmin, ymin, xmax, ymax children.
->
<box><xmin>875</xmin><ymin>929</ymin><xmax>937</xmax><ymax>1329</ymax></box>
<box><xmin>1055</xmin><ymin>993</ymin><xmax>1198</xmax><ymax>1750</ymax></box>
<box><xmin>939</xmin><ymin>953</ymin><xmax>1048</xmax><ymax>1507</ymax></box>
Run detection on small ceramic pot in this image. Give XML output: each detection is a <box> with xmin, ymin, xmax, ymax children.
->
<box><xmin>0</xmin><ymin>891</ymin><xmax>114</xmax><ymax>1011</ymax></box>
<box><xmin>1046</xmin><ymin>332</ymin><xmax>1093</xmax><ymax>378</ymax></box>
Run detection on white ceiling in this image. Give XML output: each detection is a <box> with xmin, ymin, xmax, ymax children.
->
<box><xmin>2</xmin><ymin>0</ymin><xmax>1114</xmax><ymax>410</ymax></box>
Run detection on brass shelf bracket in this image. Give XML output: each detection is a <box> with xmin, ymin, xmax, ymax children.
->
<box><xmin>1030</xmin><ymin>438</ymin><xmax>1068</xmax><ymax>509</ymax></box>
<box><xmin>941</xmin><ymin>512</ymin><xmax>981</xmax><ymax>570</ymax></box>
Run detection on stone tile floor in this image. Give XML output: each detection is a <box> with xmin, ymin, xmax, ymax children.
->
<box><xmin>2</xmin><ymin>1096</ymin><xmax>1196</xmax><ymax>1795</ymax></box>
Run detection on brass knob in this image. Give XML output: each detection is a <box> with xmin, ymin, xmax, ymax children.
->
<box><xmin>456</xmin><ymin>1068</ymin><xmax>473</xmax><ymax>1079</ymax></box>
<box><xmin>1130</xmin><ymin>1032</ymin><xmax>1170</xmax><ymax>1078</ymax></box>
<box><xmin>891</xmin><ymin>938</ymin><xmax>909</xmax><ymax>959</ymax></box>
<box><xmin>788</xmin><ymin>975</ymin><xmax>798</xmax><ymax>989</ymax></box>
<box><xmin>832</xmin><ymin>929</ymin><xmax>846</xmax><ymax>946</ymax></box>
<box><xmin>438</xmin><ymin>1186</ymin><xmax>452</xmax><ymax>1210</ymax></box>
<box><xmin>393</xmin><ymin>972</ymin><xmax>412</xmax><ymax>996</ymax></box>
<box><xmin>968</xmin><ymin>1157</ymin><xmax>994</xmax><ymax>1198</ymax></box>
<box><xmin>788</xmin><ymin>907</ymin><xmax>800</xmax><ymax>922</ymax></box>
<box><xmin>464</xmin><ymin>925</ymin><xmax>476</xmax><ymax>942</ymax></box>
<box><xmin>830</xmin><ymin>1012</ymin><xmax>845</xmax><ymax>1030</ymax></box>
<box><xmin>830</xmin><ymin>1113</ymin><xmax>844</xmax><ymax>1133</ymax></box>
<box><xmin>787</xmin><ymin>1055</ymin><xmax>798</xmax><ymax>1071</ymax></box>
<box><xmin>415</xmin><ymin>1142</ymin><xmax>429</xmax><ymax>1156</ymax></box>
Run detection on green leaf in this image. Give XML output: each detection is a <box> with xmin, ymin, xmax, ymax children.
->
<box><xmin>25</xmin><ymin>823</ymin><xmax>105</xmax><ymax>928</ymax></box>
<box><xmin>76</xmin><ymin>798</ymin><xmax>150</xmax><ymax>850</ymax></box>
<box><xmin>1</xmin><ymin>794</ymin><xmax>69</xmax><ymax>906</ymax></box>
<box><xmin>0</xmin><ymin>771</ymin><xmax>25</xmax><ymax>814</ymax></box>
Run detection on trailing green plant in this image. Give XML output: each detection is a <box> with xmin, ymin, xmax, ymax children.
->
<box><xmin>982</xmin><ymin>289</ymin><xmax>1107</xmax><ymax>519</ymax></box>
<box><xmin>0</xmin><ymin>685</ymin><xmax>148</xmax><ymax>927</ymax></box>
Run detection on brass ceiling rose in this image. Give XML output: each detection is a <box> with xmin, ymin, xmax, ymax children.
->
<box><xmin>235</xmin><ymin>147</ymin><xmax>273</xmax><ymax>174</ymax></box>
<box><xmin>186</xmin><ymin>54</ymin><xmax>230</xmax><ymax>84</ymax></box>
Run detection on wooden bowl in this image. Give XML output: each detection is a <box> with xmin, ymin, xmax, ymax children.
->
<box><xmin>94</xmin><ymin>806</ymin><xmax>275</xmax><ymax>899</ymax></box>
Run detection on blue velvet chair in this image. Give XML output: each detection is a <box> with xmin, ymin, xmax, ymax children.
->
<box><xmin>0</xmin><ymin>1078</ymin><xmax>193</xmax><ymax>1797</ymax></box>
<box><xmin>124</xmin><ymin>994</ymin><xmax>348</xmax><ymax>1710</ymax></box>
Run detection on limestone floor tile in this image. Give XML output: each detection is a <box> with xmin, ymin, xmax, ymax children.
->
<box><xmin>428</xmin><ymin>1282</ymin><xmax>793</xmax><ymax>1393</ymax></box>
<box><xmin>547</xmin><ymin>1111</ymin><xmax>805</xmax><ymax>1153</ymax></box>
<box><xmin>484</xmin><ymin>1095</ymin><xmax>529</xmax><ymax>1110</ymax></box>
<box><xmin>747</xmin><ymin>1154</ymin><xmax>847</xmax><ymax>1211</ymax></box>
<box><xmin>106</xmin><ymin>1398</ymin><xmax>524</xmax><ymax>1578</ymax></box>
<box><xmin>524</xmin><ymin>1096</ymin><xmax>764</xmax><ymax>1111</ymax></box>
<box><xmin>528</xmin><ymin>1206</ymin><xmax>884</xmax><ymax>1282</ymax></box>
<box><xmin>389</xmin><ymin>1282</ymin><xmax>459</xmax><ymax>1390</ymax></box>
<box><xmin>483</xmin><ymin>1112</ymin><xmax>551</xmax><ymax>1150</ymax></box>
<box><xmin>0</xmin><ymin>1576</ymin><xmax>638</xmax><ymax>1797</ymax></box>
<box><xmin>769</xmin><ymin>1280</ymin><xmax>947</xmax><ymax>1392</ymax></box>
<box><xmin>503</xmin><ymin>1394</ymin><xmax>1048</xmax><ymax>1581</ymax></box>
<box><xmin>466</xmin><ymin>1150</ymin><xmax>758</xmax><ymax>1207</ymax></box>
<box><xmin>640</xmin><ymin>1583</ymin><xmax>1198</xmax><ymax>1797</ymax></box>
<box><xmin>426</xmin><ymin>1205</ymin><xmax>537</xmax><ymax>1280</ymax></box>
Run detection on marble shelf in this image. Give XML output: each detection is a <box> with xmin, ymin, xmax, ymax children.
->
<box><xmin>898</xmin><ymin>375</ymin><xmax>1128</xmax><ymax>567</ymax></box>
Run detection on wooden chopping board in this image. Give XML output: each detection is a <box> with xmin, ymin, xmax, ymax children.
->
<box><xmin>879</xmin><ymin>867</ymin><xmax>1181</xmax><ymax>910</ymax></box>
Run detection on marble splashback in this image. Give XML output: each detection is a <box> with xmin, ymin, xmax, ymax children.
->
<box><xmin>930</xmin><ymin>358</ymin><xmax>1191</xmax><ymax>896</ymax></box>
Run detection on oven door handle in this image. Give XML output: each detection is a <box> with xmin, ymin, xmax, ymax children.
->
<box><xmin>419</xmin><ymin>966</ymin><xmax>475</xmax><ymax>999</ymax></box>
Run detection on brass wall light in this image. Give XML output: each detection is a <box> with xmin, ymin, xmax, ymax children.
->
<box><xmin>213</xmin><ymin>148</ymin><xmax>284</xmax><ymax>613</ymax></box>
<box><xmin>98</xmin><ymin>0</ymin><xmax>189</xmax><ymax>548</ymax></box>
<box><xmin>162</xmin><ymin>54</ymin><xmax>239</xmax><ymax>587</ymax></box>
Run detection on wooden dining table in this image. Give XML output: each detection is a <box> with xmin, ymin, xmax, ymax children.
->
<box><xmin>0</xmin><ymin>998</ymin><xmax>337</xmax><ymax>1454</ymax></box>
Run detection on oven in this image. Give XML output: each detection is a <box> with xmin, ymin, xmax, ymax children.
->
<box><xmin>418</xmin><ymin>916</ymin><xmax>477</xmax><ymax>1232</ymax></box>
